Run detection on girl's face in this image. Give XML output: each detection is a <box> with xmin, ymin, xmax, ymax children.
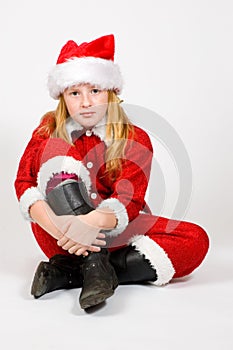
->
<box><xmin>63</xmin><ymin>83</ymin><xmax>108</xmax><ymax>129</ymax></box>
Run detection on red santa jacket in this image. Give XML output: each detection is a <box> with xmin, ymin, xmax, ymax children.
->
<box><xmin>14</xmin><ymin>112</ymin><xmax>153</xmax><ymax>238</ymax></box>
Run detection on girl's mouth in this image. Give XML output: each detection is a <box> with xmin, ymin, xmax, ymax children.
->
<box><xmin>80</xmin><ymin>112</ymin><xmax>95</xmax><ymax>118</ymax></box>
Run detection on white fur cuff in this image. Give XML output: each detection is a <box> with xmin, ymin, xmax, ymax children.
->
<box><xmin>19</xmin><ymin>187</ymin><xmax>45</xmax><ymax>221</ymax></box>
<box><xmin>37</xmin><ymin>156</ymin><xmax>91</xmax><ymax>196</ymax></box>
<box><xmin>129</xmin><ymin>235</ymin><xmax>175</xmax><ymax>286</ymax></box>
<box><xmin>97</xmin><ymin>198</ymin><xmax>129</xmax><ymax>237</ymax></box>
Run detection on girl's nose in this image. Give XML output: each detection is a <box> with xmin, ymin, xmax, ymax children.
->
<box><xmin>81</xmin><ymin>93</ymin><xmax>92</xmax><ymax>108</ymax></box>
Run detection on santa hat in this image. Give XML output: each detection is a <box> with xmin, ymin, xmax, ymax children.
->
<box><xmin>48</xmin><ymin>34</ymin><xmax>123</xmax><ymax>99</ymax></box>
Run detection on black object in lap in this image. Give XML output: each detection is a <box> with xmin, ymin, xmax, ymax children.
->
<box><xmin>46</xmin><ymin>180</ymin><xmax>93</xmax><ymax>216</ymax></box>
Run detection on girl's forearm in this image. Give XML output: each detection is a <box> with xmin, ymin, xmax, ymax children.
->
<box><xmin>29</xmin><ymin>200</ymin><xmax>63</xmax><ymax>240</ymax></box>
<box><xmin>30</xmin><ymin>201</ymin><xmax>117</xmax><ymax>238</ymax></box>
<box><xmin>84</xmin><ymin>208</ymin><xmax>117</xmax><ymax>229</ymax></box>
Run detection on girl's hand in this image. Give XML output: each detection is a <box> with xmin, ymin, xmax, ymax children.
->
<box><xmin>29</xmin><ymin>202</ymin><xmax>106</xmax><ymax>253</ymax></box>
<box><xmin>57</xmin><ymin>236</ymin><xmax>105</xmax><ymax>256</ymax></box>
<box><xmin>54</xmin><ymin>215</ymin><xmax>106</xmax><ymax>246</ymax></box>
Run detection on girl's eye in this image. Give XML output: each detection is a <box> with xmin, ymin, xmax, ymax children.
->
<box><xmin>91</xmin><ymin>89</ymin><xmax>100</xmax><ymax>94</ymax></box>
<box><xmin>71</xmin><ymin>91</ymin><xmax>79</xmax><ymax>96</ymax></box>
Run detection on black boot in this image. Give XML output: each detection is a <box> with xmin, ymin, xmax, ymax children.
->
<box><xmin>31</xmin><ymin>254</ymin><xmax>84</xmax><ymax>299</ymax></box>
<box><xmin>109</xmin><ymin>245</ymin><xmax>157</xmax><ymax>284</ymax></box>
<box><xmin>79</xmin><ymin>249</ymin><xmax>118</xmax><ymax>309</ymax></box>
<box><xmin>46</xmin><ymin>179</ymin><xmax>93</xmax><ymax>216</ymax></box>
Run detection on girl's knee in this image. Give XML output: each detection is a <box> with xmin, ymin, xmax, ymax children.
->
<box><xmin>191</xmin><ymin>222</ymin><xmax>210</xmax><ymax>255</ymax></box>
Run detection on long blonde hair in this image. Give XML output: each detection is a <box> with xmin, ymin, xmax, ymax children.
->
<box><xmin>37</xmin><ymin>91</ymin><xmax>134</xmax><ymax>180</ymax></box>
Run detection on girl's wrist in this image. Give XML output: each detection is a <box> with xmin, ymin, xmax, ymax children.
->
<box><xmin>84</xmin><ymin>209</ymin><xmax>117</xmax><ymax>230</ymax></box>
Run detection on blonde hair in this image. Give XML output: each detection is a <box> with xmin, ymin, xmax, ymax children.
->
<box><xmin>105</xmin><ymin>91</ymin><xmax>134</xmax><ymax>179</ymax></box>
<box><xmin>37</xmin><ymin>91</ymin><xmax>134</xmax><ymax>180</ymax></box>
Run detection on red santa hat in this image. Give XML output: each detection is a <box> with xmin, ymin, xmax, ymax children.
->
<box><xmin>48</xmin><ymin>34</ymin><xmax>123</xmax><ymax>99</ymax></box>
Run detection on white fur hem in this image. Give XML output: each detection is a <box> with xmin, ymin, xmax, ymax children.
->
<box><xmin>48</xmin><ymin>57</ymin><xmax>123</xmax><ymax>99</ymax></box>
<box><xmin>97</xmin><ymin>198</ymin><xmax>129</xmax><ymax>237</ymax></box>
<box><xmin>129</xmin><ymin>235</ymin><xmax>175</xmax><ymax>286</ymax></box>
<box><xmin>37</xmin><ymin>156</ymin><xmax>91</xmax><ymax>196</ymax></box>
<box><xmin>19</xmin><ymin>187</ymin><xmax>45</xmax><ymax>221</ymax></box>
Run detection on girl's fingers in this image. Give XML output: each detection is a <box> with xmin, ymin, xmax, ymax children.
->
<box><xmin>62</xmin><ymin>240</ymin><xmax>78</xmax><ymax>251</ymax></box>
<box><xmin>97</xmin><ymin>232</ymin><xmax>106</xmax><ymax>239</ymax></box>
<box><xmin>68</xmin><ymin>244</ymin><xmax>83</xmax><ymax>254</ymax></box>
<box><xmin>73</xmin><ymin>245</ymin><xmax>101</xmax><ymax>256</ymax></box>
<box><xmin>57</xmin><ymin>236</ymin><xmax>69</xmax><ymax>246</ymax></box>
<box><xmin>93</xmin><ymin>239</ymin><xmax>106</xmax><ymax>246</ymax></box>
<box><xmin>74</xmin><ymin>247</ymin><xmax>89</xmax><ymax>256</ymax></box>
<box><xmin>88</xmin><ymin>245</ymin><xmax>101</xmax><ymax>253</ymax></box>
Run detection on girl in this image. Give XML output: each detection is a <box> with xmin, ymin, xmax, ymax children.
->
<box><xmin>14</xmin><ymin>34</ymin><xmax>209</xmax><ymax>310</ymax></box>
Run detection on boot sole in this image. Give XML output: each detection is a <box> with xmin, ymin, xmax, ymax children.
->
<box><xmin>80</xmin><ymin>288</ymin><xmax>114</xmax><ymax>309</ymax></box>
<box><xmin>31</xmin><ymin>262</ymin><xmax>49</xmax><ymax>298</ymax></box>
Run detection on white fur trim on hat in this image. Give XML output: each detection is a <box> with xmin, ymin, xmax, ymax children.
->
<box><xmin>37</xmin><ymin>156</ymin><xmax>91</xmax><ymax>196</ymax></box>
<box><xmin>48</xmin><ymin>57</ymin><xmax>123</xmax><ymax>99</ymax></box>
<box><xmin>129</xmin><ymin>235</ymin><xmax>175</xmax><ymax>286</ymax></box>
<box><xmin>19</xmin><ymin>187</ymin><xmax>45</xmax><ymax>221</ymax></box>
<box><xmin>97</xmin><ymin>198</ymin><xmax>129</xmax><ymax>237</ymax></box>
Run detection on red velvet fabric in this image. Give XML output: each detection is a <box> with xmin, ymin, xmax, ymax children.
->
<box><xmin>57</xmin><ymin>34</ymin><xmax>115</xmax><ymax>64</ymax></box>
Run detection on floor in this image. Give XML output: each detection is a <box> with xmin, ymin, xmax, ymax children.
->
<box><xmin>1</xmin><ymin>232</ymin><xmax>232</xmax><ymax>350</ymax></box>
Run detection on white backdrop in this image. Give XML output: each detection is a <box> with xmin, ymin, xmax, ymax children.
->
<box><xmin>0</xmin><ymin>0</ymin><xmax>232</xmax><ymax>261</ymax></box>
<box><xmin>0</xmin><ymin>1</ymin><xmax>233</xmax><ymax>349</ymax></box>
